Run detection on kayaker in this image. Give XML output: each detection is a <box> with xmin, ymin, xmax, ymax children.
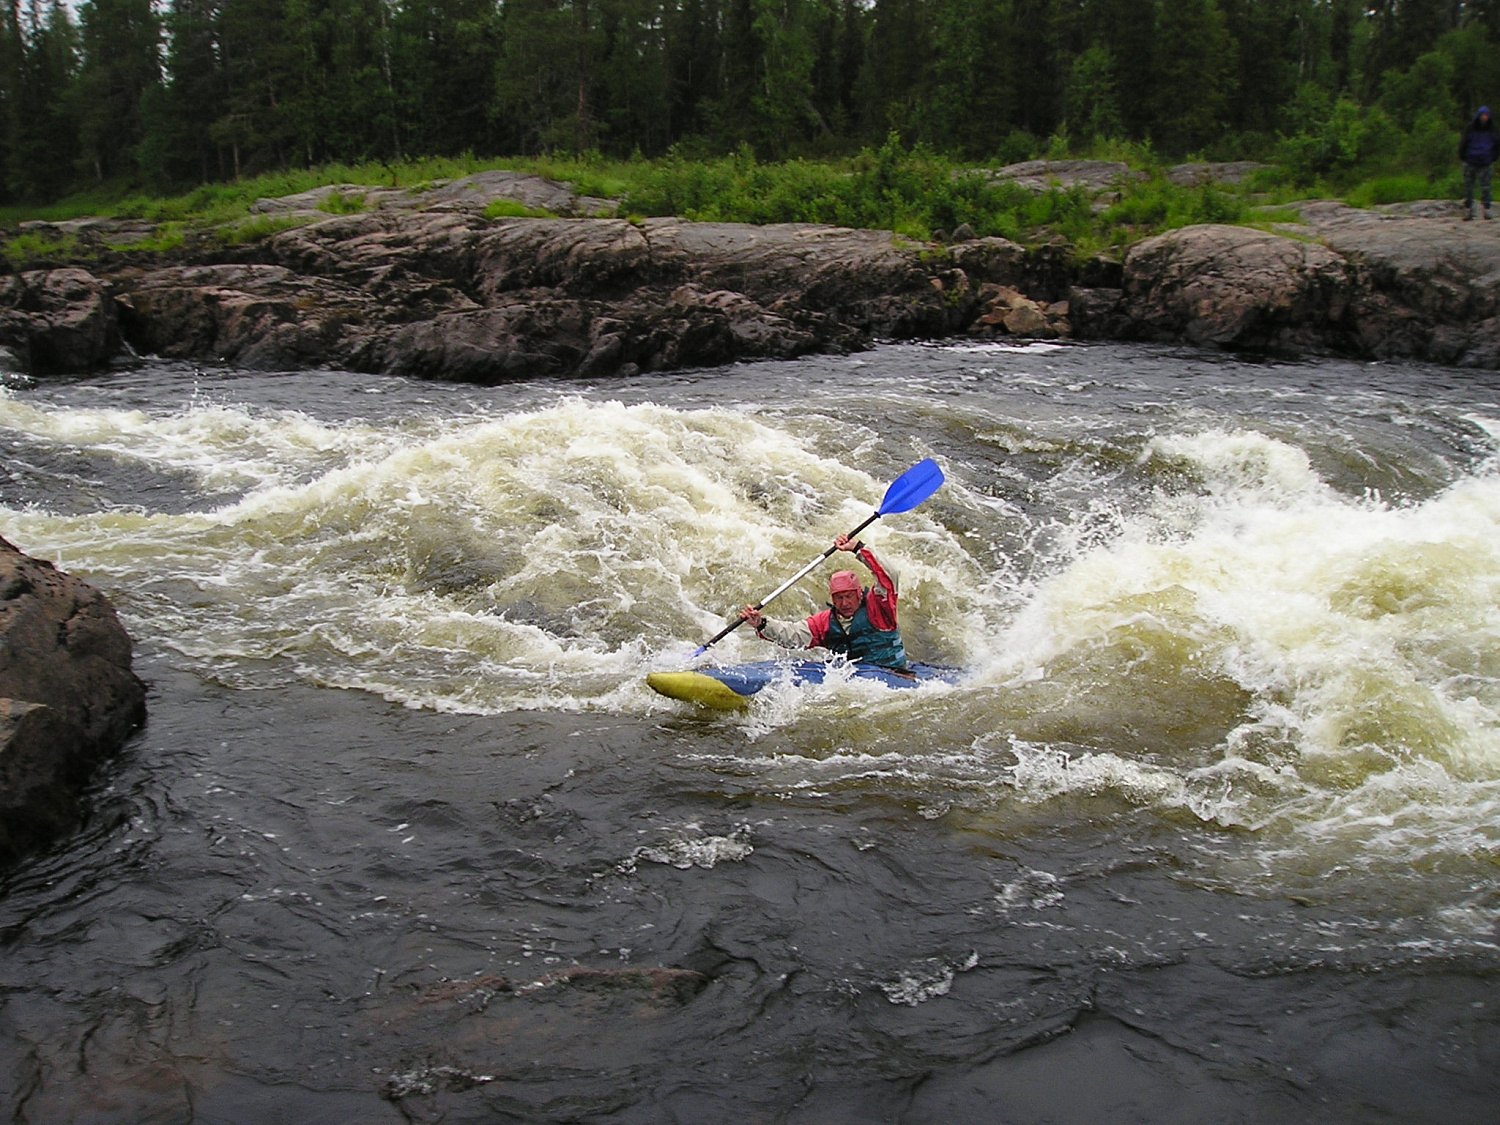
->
<box><xmin>738</xmin><ymin>534</ymin><xmax>909</xmax><ymax>671</ymax></box>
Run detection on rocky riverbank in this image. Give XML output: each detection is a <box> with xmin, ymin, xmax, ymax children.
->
<box><xmin>0</xmin><ymin>537</ymin><xmax>145</xmax><ymax>867</ymax></box>
<box><xmin>2</xmin><ymin>170</ymin><xmax>1499</xmax><ymax>381</ymax></box>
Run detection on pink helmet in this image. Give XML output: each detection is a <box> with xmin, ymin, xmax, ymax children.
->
<box><xmin>828</xmin><ymin>570</ymin><xmax>861</xmax><ymax>594</ymax></box>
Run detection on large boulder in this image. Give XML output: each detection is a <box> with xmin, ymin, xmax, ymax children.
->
<box><xmin>0</xmin><ymin>267</ymin><xmax>120</xmax><ymax>374</ymax></box>
<box><xmin>1119</xmin><ymin>224</ymin><xmax>1354</xmax><ymax>351</ymax></box>
<box><xmin>0</xmin><ymin>537</ymin><xmax>146</xmax><ymax>866</ymax></box>
<box><xmin>1277</xmin><ymin>200</ymin><xmax>1500</xmax><ymax>364</ymax></box>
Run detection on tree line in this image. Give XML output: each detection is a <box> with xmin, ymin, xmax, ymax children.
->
<box><xmin>4</xmin><ymin>0</ymin><xmax>1500</xmax><ymax>204</ymax></box>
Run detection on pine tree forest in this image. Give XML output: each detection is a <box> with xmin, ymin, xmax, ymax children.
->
<box><xmin>4</xmin><ymin>0</ymin><xmax>1500</xmax><ymax>203</ymax></box>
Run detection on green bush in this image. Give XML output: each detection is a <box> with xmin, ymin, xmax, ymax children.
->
<box><xmin>1345</xmin><ymin>174</ymin><xmax>1434</xmax><ymax>207</ymax></box>
<box><xmin>317</xmin><ymin>190</ymin><xmax>368</xmax><ymax>215</ymax></box>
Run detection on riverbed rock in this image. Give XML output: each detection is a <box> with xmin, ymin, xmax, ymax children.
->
<box><xmin>1117</xmin><ymin>224</ymin><xmax>1355</xmax><ymax>351</ymax></box>
<box><xmin>114</xmin><ymin>262</ymin><xmax>389</xmax><ymax>369</ymax></box>
<box><xmin>0</xmin><ymin>267</ymin><xmax>120</xmax><ymax>374</ymax></box>
<box><xmin>14</xmin><ymin>182</ymin><xmax>1500</xmax><ymax>374</ymax></box>
<box><xmin>0</xmin><ymin>537</ymin><xmax>146</xmax><ymax>866</ymax></box>
<box><xmin>109</xmin><ymin>212</ymin><xmax>953</xmax><ymax>380</ymax></box>
<box><xmin>1274</xmin><ymin>199</ymin><xmax>1500</xmax><ymax>364</ymax></box>
<box><xmin>968</xmin><ymin>284</ymin><xmax>1070</xmax><ymax>339</ymax></box>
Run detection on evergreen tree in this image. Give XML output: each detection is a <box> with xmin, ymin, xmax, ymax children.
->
<box><xmin>1010</xmin><ymin>0</ymin><xmax>1061</xmax><ymax>138</ymax></box>
<box><xmin>660</xmin><ymin>0</ymin><xmax>720</xmax><ymax>145</ymax></box>
<box><xmin>591</xmin><ymin>0</ymin><xmax>671</xmax><ymax>154</ymax></box>
<box><xmin>1221</xmin><ymin>0</ymin><xmax>1299</xmax><ymax>137</ymax></box>
<box><xmin>1099</xmin><ymin>0</ymin><xmax>1157</xmax><ymax>141</ymax></box>
<box><xmin>495</xmin><ymin>0</ymin><xmax>604</xmax><ymax>154</ymax></box>
<box><xmin>390</xmin><ymin>0</ymin><xmax>501</xmax><ymax>159</ymax></box>
<box><xmin>712</xmin><ymin>0</ymin><xmax>767</xmax><ymax>146</ymax></box>
<box><xmin>140</xmin><ymin>0</ymin><xmax>224</xmax><ymax>186</ymax></box>
<box><xmin>1064</xmin><ymin>44</ymin><xmax>1122</xmax><ymax>143</ymax></box>
<box><xmin>213</xmin><ymin>0</ymin><xmax>301</xmax><ymax>175</ymax></box>
<box><xmin>284</xmin><ymin>0</ymin><xmax>401</xmax><ymax>163</ymax></box>
<box><xmin>73</xmin><ymin>0</ymin><xmax>162</xmax><ymax>182</ymax></box>
<box><xmin>1361</xmin><ymin>0</ymin><xmax>1460</xmax><ymax>97</ymax></box>
<box><xmin>6</xmin><ymin>1</ymin><xmax>79</xmax><ymax>199</ymax></box>
<box><xmin>854</xmin><ymin>0</ymin><xmax>932</xmax><ymax>141</ymax></box>
<box><xmin>747</xmin><ymin>0</ymin><xmax>824</xmax><ymax>153</ymax></box>
<box><xmin>1149</xmin><ymin>0</ymin><xmax>1236</xmax><ymax>155</ymax></box>
<box><xmin>927</xmin><ymin>0</ymin><xmax>1018</xmax><ymax>156</ymax></box>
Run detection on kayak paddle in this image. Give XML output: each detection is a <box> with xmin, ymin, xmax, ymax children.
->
<box><xmin>693</xmin><ymin>457</ymin><xmax>946</xmax><ymax>656</ymax></box>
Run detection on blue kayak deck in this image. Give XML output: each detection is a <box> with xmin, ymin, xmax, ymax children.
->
<box><xmin>647</xmin><ymin>660</ymin><xmax>964</xmax><ymax>710</ymax></box>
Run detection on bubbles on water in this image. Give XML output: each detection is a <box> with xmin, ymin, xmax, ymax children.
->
<box><xmin>876</xmin><ymin>951</ymin><xmax>979</xmax><ymax>1006</ymax></box>
<box><xmin>619</xmin><ymin>823</ymin><xmax>754</xmax><ymax>871</ymax></box>
<box><xmin>7</xmin><ymin>368</ymin><xmax>1500</xmax><ymax>909</ymax></box>
<box><xmin>995</xmin><ymin>868</ymin><xmax>1064</xmax><ymax>912</ymax></box>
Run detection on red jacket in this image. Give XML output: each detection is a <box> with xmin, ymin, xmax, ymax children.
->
<box><xmin>803</xmin><ymin>545</ymin><xmax>899</xmax><ymax>646</ymax></box>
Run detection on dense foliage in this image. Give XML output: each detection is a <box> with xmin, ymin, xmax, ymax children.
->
<box><xmin>2</xmin><ymin>0</ymin><xmax>1499</xmax><ymax>204</ymax></box>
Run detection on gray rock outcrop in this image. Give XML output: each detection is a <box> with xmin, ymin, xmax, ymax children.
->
<box><xmin>1279</xmin><ymin>199</ymin><xmax>1500</xmax><ymax>365</ymax></box>
<box><xmin>247</xmin><ymin>169</ymin><xmax>617</xmax><ymax>219</ymax></box>
<box><xmin>1061</xmin><ymin>203</ymin><xmax>1500</xmax><ymax>366</ymax></box>
<box><xmin>1165</xmin><ymin>162</ymin><xmax>1275</xmax><ymax>187</ymax></box>
<box><xmin>1112</xmin><ymin>224</ymin><xmax>1355</xmax><ymax>352</ymax></box>
<box><xmin>984</xmin><ymin>160</ymin><xmax>1143</xmax><ymax>195</ymax></box>
<box><xmin>7</xmin><ymin>171</ymin><xmax>1500</xmax><ymax>375</ymax></box>
<box><xmin>107</xmin><ymin>213</ymin><xmax>967</xmax><ymax>380</ymax></box>
<box><xmin>0</xmin><ymin>537</ymin><xmax>146</xmax><ymax>867</ymax></box>
<box><xmin>0</xmin><ymin>267</ymin><xmax>120</xmax><ymax>374</ymax></box>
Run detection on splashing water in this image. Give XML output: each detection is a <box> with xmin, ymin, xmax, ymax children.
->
<box><xmin>4</xmin><ymin>358</ymin><xmax>1500</xmax><ymax>909</ymax></box>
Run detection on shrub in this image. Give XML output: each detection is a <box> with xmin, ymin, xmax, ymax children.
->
<box><xmin>317</xmin><ymin>190</ymin><xmax>368</xmax><ymax>215</ymax></box>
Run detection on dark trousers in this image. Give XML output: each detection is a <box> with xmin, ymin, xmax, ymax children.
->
<box><xmin>1463</xmin><ymin>162</ymin><xmax>1493</xmax><ymax>211</ymax></box>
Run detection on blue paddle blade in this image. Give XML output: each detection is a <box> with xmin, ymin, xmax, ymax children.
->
<box><xmin>877</xmin><ymin>458</ymin><xmax>944</xmax><ymax>515</ymax></box>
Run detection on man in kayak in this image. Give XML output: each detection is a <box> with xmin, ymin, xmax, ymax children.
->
<box><xmin>738</xmin><ymin>534</ymin><xmax>909</xmax><ymax>671</ymax></box>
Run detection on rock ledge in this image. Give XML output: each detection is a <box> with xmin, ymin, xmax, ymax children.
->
<box><xmin>0</xmin><ymin>537</ymin><xmax>145</xmax><ymax>867</ymax></box>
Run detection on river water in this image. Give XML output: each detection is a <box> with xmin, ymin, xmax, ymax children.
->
<box><xmin>1</xmin><ymin>341</ymin><xmax>1497</xmax><ymax>1123</ymax></box>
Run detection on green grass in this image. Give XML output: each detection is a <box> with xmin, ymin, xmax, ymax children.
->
<box><xmin>216</xmin><ymin>214</ymin><xmax>316</xmax><ymax>245</ymax></box>
<box><xmin>482</xmin><ymin>199</ymin><xmax>555</xmax><ymax>219</ymax></box>
<box><xmin>0</xmin><ymin>142</ymin><xmax>1477</xmax><ymax>262</ymax></box>
<box><xmin>2</xmin><ymin>231</ymin><xmax>82</xmax><ymax>269</ymax></box>
<box><xmin>317</xmin><ymin>189</ymin><xmax>369</xmax><ymax>215</ymax></box>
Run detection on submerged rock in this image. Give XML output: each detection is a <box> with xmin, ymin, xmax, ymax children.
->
<box><xmin>0</xmin><ymin>537</ymin><xmax>145</xmax><ymax>867</ymax></box>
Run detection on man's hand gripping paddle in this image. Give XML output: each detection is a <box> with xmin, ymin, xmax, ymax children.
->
<box><xmin>693</xmin><ymin>458</ymin><xmax>946</xmax><ymax>656</ymax></box>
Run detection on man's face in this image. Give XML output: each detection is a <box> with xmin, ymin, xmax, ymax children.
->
<box><xmin>831</xmin><ymin>588</ymin><xmax>862</xmax><ymax>617</ymax></box>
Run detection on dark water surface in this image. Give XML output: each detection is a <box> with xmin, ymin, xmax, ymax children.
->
<box><xmin>2</xmin><ymin>342</ymin><xmax>1498</xmax><ymax>1122</ymax></box>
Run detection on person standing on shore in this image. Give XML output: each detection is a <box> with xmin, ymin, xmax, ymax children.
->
<box><xmin>1459</xmin><ymin>106</ymin><xmax>1499</xmax><ymax>220</ymax></box>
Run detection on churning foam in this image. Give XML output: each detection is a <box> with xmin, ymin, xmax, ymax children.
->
<box><xmin>6</xmin><ymin>387</ymin><xmax>1500</xmax><ymax>898</ymax></box>
<box><xmin>0</xmin><ymin>393</ymin><xmax>989</xmax><ymax>713</ymax></box>
<box><xmin>983</xmin><ymin>427</ymin><xmax>1500</xmax><ymax>892</ymax></box>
